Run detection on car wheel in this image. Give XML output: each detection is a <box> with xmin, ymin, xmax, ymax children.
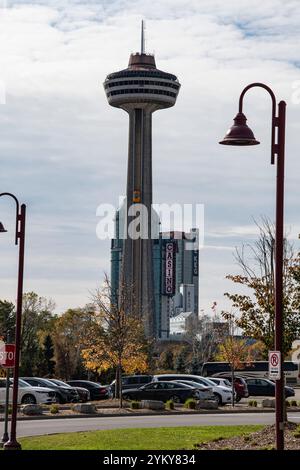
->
<box><xmin>170</xmin><ymin>395</ymin><xmax>181</xmax><ymax>404</ymax></box>
<box><xmin>235</xmin><ymin>396</ymin><xmax>241</xmax><ymax>403</ymax></box>
<box><xmin>213</xmin><ymin>393</ymin><xmax>222</xmax><ymax>406</ymax></box>
<box><xmin>21</xmin><ymin>394</ymin><xmax>36</xmax><ymax>405</ymax></box>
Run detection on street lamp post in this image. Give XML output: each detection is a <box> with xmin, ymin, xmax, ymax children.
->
<box><xmin>0</xmin><ymin>331</ymin><xmax>12</xmax><ymax>448</ymax></box>
<box><xmin>0</xmin><ymin>192</ymin><xmax>26</xmax><ymax>451</ymax></box>
<box><xmin>219</xmin><ymin>83</ymin><xmax>286</xmax><ymax>451</ymax></box>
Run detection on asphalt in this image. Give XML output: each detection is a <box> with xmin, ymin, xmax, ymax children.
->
<box><xmin>14</xmin><ymin>412</ymin><xmax>300</xmax><ymax>438</ymax></box>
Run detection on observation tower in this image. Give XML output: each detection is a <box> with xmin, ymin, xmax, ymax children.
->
<box><xmin>104</xmin><ymin>22</ymin><xmax>180</xmax><ymax>337</ymax></box>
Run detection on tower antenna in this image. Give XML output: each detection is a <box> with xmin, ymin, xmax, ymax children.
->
<box><xmin>141</xmin><ymin>20</ymin><xmax>145</xmax><ymax>54</ymax></box>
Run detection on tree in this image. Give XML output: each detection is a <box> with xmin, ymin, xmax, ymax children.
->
<box><xmin>0</xmin><ymin>300</ymin><xmax>16</xmax><ymax>341</ymax></box>
<box><xmin>215</xmin><ymin>312</ymin><xmax>264</xmax><ymax>406</ymax></box>
<box><xmin>81</xmin><ymin>275</ymin><xmax>150</xmax><ymax>407</ymax></box>
<box><xmin>225</xmin><ymin>218</ymin><xmax>300</xmax><ymax>357</ymax></box>
<box><xmin>39</xmin><ymin>334</ymin><xmax>56</xmax><ymax>376</ymax></box>
<box><xmin>53</xmin><ymin>305</ymin><xmax>95</xmax><ymax>380</ymax></box>
<box><xmin>20</xmin><ymin>292</ymin><xmax>55</xmax><ymax>375</ymax></box>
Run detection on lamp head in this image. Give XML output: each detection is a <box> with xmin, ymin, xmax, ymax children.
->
<box><xmin>0</xmin><ymin>222</ymin><xmax>7</xmax><ymax>233</ymax></box>
<box><xmin>219</xmin><ymin>112</ymin><xmax>260</xmax><ymax>146</ymax></box>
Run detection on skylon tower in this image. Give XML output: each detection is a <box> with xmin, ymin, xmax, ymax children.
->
<box><xmin>104</xmin><ymin>22</ymin><xmax>180</xmax><ymax>337</ymax></box>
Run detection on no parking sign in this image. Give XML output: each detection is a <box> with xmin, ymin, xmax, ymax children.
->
<box><xmin>269</xmin><ymin>351</ymin><xmax>281</xmax><ymax>380</ymax></box>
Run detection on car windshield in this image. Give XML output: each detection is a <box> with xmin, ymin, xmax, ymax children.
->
<box><xmin>200</xmin><ymin>377</ymin><xmax>216</xmax><ymax>387</ymax></box>
<box><xmin>51</xmin><ymin>379</ymin><xmax>71</xmax><ymax>388</ymax></box>
<box><xmin>178</xmin><ymin>381</ymin><xmax>205</xmax><ymax>389</ymax></box>
<box><xmin>9</xmin><ymin>379</ymin><xmax>31</xmax><ymax>388</ymax></box>
<box><xmin>37</xmin><ymin>378</ymin><xmax>58</xmax><ymax>388</ymax></box>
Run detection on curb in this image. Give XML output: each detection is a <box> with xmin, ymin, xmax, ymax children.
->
<box><xmin>0</xmin><ymin>407</ymin><xmax>288</xmax><ymax>422</ymax></box>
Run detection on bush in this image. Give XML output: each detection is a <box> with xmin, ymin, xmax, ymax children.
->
<box><xmin>184</xmin><ymin>398</ymin><xmax>197</xmax><ymax>410</ymax></box>
<box><xmin>285</xmin><ymin>400</ymin><xmax>291</xmax><ymax>408</ymax></box>
<box><xmin>290</xmin><ymin>400</ymin><xmax>297</xmax><ymax>407</ymax></box>
<box><xmin>130</xmin><ymin>401</ymin><xmax>140</xmax><ymax>410</ymax></box>
<box><xmin>248</xmin><ymin>400</ymin><xmax>258</xmax><ymax>407</ymax></box>
<box><xmin>294</xmin><ymin>425</ymin><xmax>300</xmax><ymax>438</ymax></box>
<box><xmin>165</xmin><ymin>400</ymin><xmax>174</xmax><ymax>410</ymax></box>
<box><xmin>50</xmin><ymin>404</ymin><xmax>59</xmax><ymax>415</ymax></box>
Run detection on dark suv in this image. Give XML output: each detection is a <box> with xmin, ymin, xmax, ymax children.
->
<box><xmin>110</xmin><ymin>375</ymin><xmax>153</xmax><ymax>396</ymax></box>
<box><xmin>212</xmin><ymin>374</ymin><xmax>249</xmax><ymax>402</ymax></box>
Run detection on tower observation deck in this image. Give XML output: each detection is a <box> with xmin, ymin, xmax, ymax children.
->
<box><xmin>104</xmin><ymin>25</ymin><xmax>180</xmax><ymax>337</ymax></box>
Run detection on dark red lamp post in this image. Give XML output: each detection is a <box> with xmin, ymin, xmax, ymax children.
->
<box><xmin>0</xmin><ymin>192</ymin><xmax>26</xmax><ymax>451</ymax></box>
<box><xmin>219</xmin><ymin>83</ymin><xmax>286</xmax><ymax>450</ymax></box>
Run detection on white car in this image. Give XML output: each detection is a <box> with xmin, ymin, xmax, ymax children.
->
<box><xmin>0</xmin><ymin>378</ymin><xmax>56</xmax><ymax>405</ymax></box>
<box><xmin>209</xmin><ymin>378</ymin><xmax>232</xmax><ymax>389</ymax></box>
<box><xmin>153</xmin><ymin>374</ymin><xmax>233</xmax><ymax>406</ymax></box>
<box><xmin>174</xmin><ymin>380</ymin><xmax>216</xmax><ymax>401</ymax></box>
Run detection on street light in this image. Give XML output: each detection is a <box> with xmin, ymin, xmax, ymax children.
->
<box><xmin>219</xmin><ymin>82</ymin><xmax>286</xmax><ymax>450</ymax></box>
<box><xmin>0</xmin><ymin>192</ymin><xmax>26</xmax><ymax>451</ymax></box>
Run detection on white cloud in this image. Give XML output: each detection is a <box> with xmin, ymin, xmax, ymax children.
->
<box><xmin>0</xmin><ymin>0</ymin><xmax>299</xmax><ymax>314</ymax></box>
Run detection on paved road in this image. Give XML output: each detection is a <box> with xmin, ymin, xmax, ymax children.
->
<box><xmin>14</xmin><ymin>412</ymin><xmax>300</xmax><ymax>438</ymax></box>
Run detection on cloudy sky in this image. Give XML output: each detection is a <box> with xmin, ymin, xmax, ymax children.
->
<box><xmin>0</xmin><ymin>0</ymin><xmax>299</xmax><ymax>316</ymax></box>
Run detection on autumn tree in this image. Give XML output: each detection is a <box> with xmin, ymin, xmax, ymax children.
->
<box><xmin>53</xmin><ymin>305</ymin><xmax>95</xmax><ymax>380</ymax></box>
<box><xmin>215</xmin><ymin>312</ymin><xmax>264</xmax><ymax>406</ymax></box>
<box><xmin>81</xmin><ymin>276</ymin><xmax>150</xmax><ymax>407</ymax></box>
<box><xmin>225</xmin><ymin>218</ymin><xmax>300</xmax><ymax>357</ymax></box>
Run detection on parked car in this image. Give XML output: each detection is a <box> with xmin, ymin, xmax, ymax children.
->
<box><xmin>212</xmin><ymin>374</ymin><xmax>249</xmax><ymax>401</ymax></box>
<box><xmin>48</xmin><ymin>379</ymin><xmax>90</xmax><ymax>402</ymax></box>
<box><xmin>22</xmin><ymin>377</ymin><xmax>79</xmax><ymax>404</ymax></box>
<box><xmin>0</xmin><ymin>378</ymin><xmax>56</xmax><ymax>405</ymax></box>
<box><xmin>122</xmin><ymin>381</ymin><xmax>201</xmax><ymax>403</ymax></box>
<box><xmin>110</xmin><ymin>375</ymin><xmax>153</xmax><ymax>396</ymax></box>
<box><xmin>153</xmin><ymin>374</ymin><xmax>233</xmax><ymax>406</ymax></box>
<box><xmin>67</xmin><ymin>380</ymin><xmax>110</xmax><ymax>400</ymax></box>
<box><xmin>245</xmin><ymin>378</ymin><xmax>295</xmax><ymax>397</ymax></box>
<box><xmin>174</xmin><ymin>380</ymin><xmax>216</xmax><ymax>401</ymax></box>
<box><xmin>209</xmin><ymin>378</ymin><xmax>231</xmax><ymax>389</ymax></box>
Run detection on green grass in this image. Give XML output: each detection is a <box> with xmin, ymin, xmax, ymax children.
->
<box><xmin>20</xmin><ymin>425</ymin><xmax>263</xmax><ymax>450</ymax></box>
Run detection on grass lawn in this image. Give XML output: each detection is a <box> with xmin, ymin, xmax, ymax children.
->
<box><xmin>20</xmin><ymin>425</ymin><xmax>263</xmax><ymax>450</ymax></box>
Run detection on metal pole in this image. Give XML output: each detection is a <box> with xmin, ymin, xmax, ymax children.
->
<box><xmin>275</xmin><ymin>101</ymin><xmax>286</xmax><ymax>451</ymax></box>
<box><xmin>0</xmin><ymin>368</ymin><xmax>10</xmax><ymax>447</ymax></box>
<box><xmin>4</xmin><ymin>204</ymin><xmax>26</xmax><ymax>451</ymax></box>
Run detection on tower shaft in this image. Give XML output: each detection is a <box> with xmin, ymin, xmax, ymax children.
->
<box><xmin>123</xmin><ymin>107</ymin><xmax>155</xmax><ymax>336</ymax></box>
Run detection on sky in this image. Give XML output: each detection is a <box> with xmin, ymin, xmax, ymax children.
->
<box><xmin>0</xmin><ymin>0</ymin><xmax>299</xmax><ymax>316</ymax></box>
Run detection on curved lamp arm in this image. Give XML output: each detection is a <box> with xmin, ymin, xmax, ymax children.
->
<box><xmin>238</xmin><ymin>82</ymin><xmax>277</xmax><ymax>164</ymax></box>
<box><xmin>0</xmin><ymin>192</ymin><xmax>20</xmax><ymax>245</ymax></box>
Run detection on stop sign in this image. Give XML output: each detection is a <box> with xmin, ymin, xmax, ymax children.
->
<box><xmin>0</xmin><ymin>343</ymin><xmax>16</xmax><ymax>368</ymax></box>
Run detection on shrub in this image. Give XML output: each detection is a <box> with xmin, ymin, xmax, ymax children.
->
<box><xmin>290</xmin><ymin>400</ymin><xmax>297</xmax><ymax>407</ymax></box>
<box><xmin>294</xmin><ymin>425</ymin><xmax>300</xmax><ymax>438</ymax></box>
<box><xmin>165</xmin><ymin>400</ymin><xmax>174</xmax><ymax>410</ymax></box>
<box><xmin>248</xmin><ymin>400</ymin><xmax>257</xmax><ymax>407</ymax></box>
<box><xmin>184</xmin><ymin>398</ymin><xmax>197</xmax><ymax>410</ymax></box>
<box><xmin>130</xmin><ymin>401</ymin><xmax>140</xmax><ymax>410</ymax></box>
<box><xmin>285</xmin><ymin>400</ymin><xmax>291</xmax><ymax>408</ymax></box>
<box><xmin>50</xmin><ymin>404</ymin><xmax>59</xmax><ymax>415</ymax></box>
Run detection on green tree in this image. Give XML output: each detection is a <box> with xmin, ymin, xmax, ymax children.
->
<box><xmin>0</xmin><ymin>300</ymin><xmax>16</xmax><ymax>340</ymax></box>
<box><xmin>39</xmin><ymin>334</ymin><xmax>56</xmax><ymax>376</ymax></box>
<box><xmin>20</xmin><ymin>292</ymin><xmax>55</xmax><ymax>375</ymax></box>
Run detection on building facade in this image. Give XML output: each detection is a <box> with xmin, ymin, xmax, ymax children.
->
<box><xmin>111</xmin><ymin>221</ymin><xmax>199</xmax><ymax>339</ymax></box>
